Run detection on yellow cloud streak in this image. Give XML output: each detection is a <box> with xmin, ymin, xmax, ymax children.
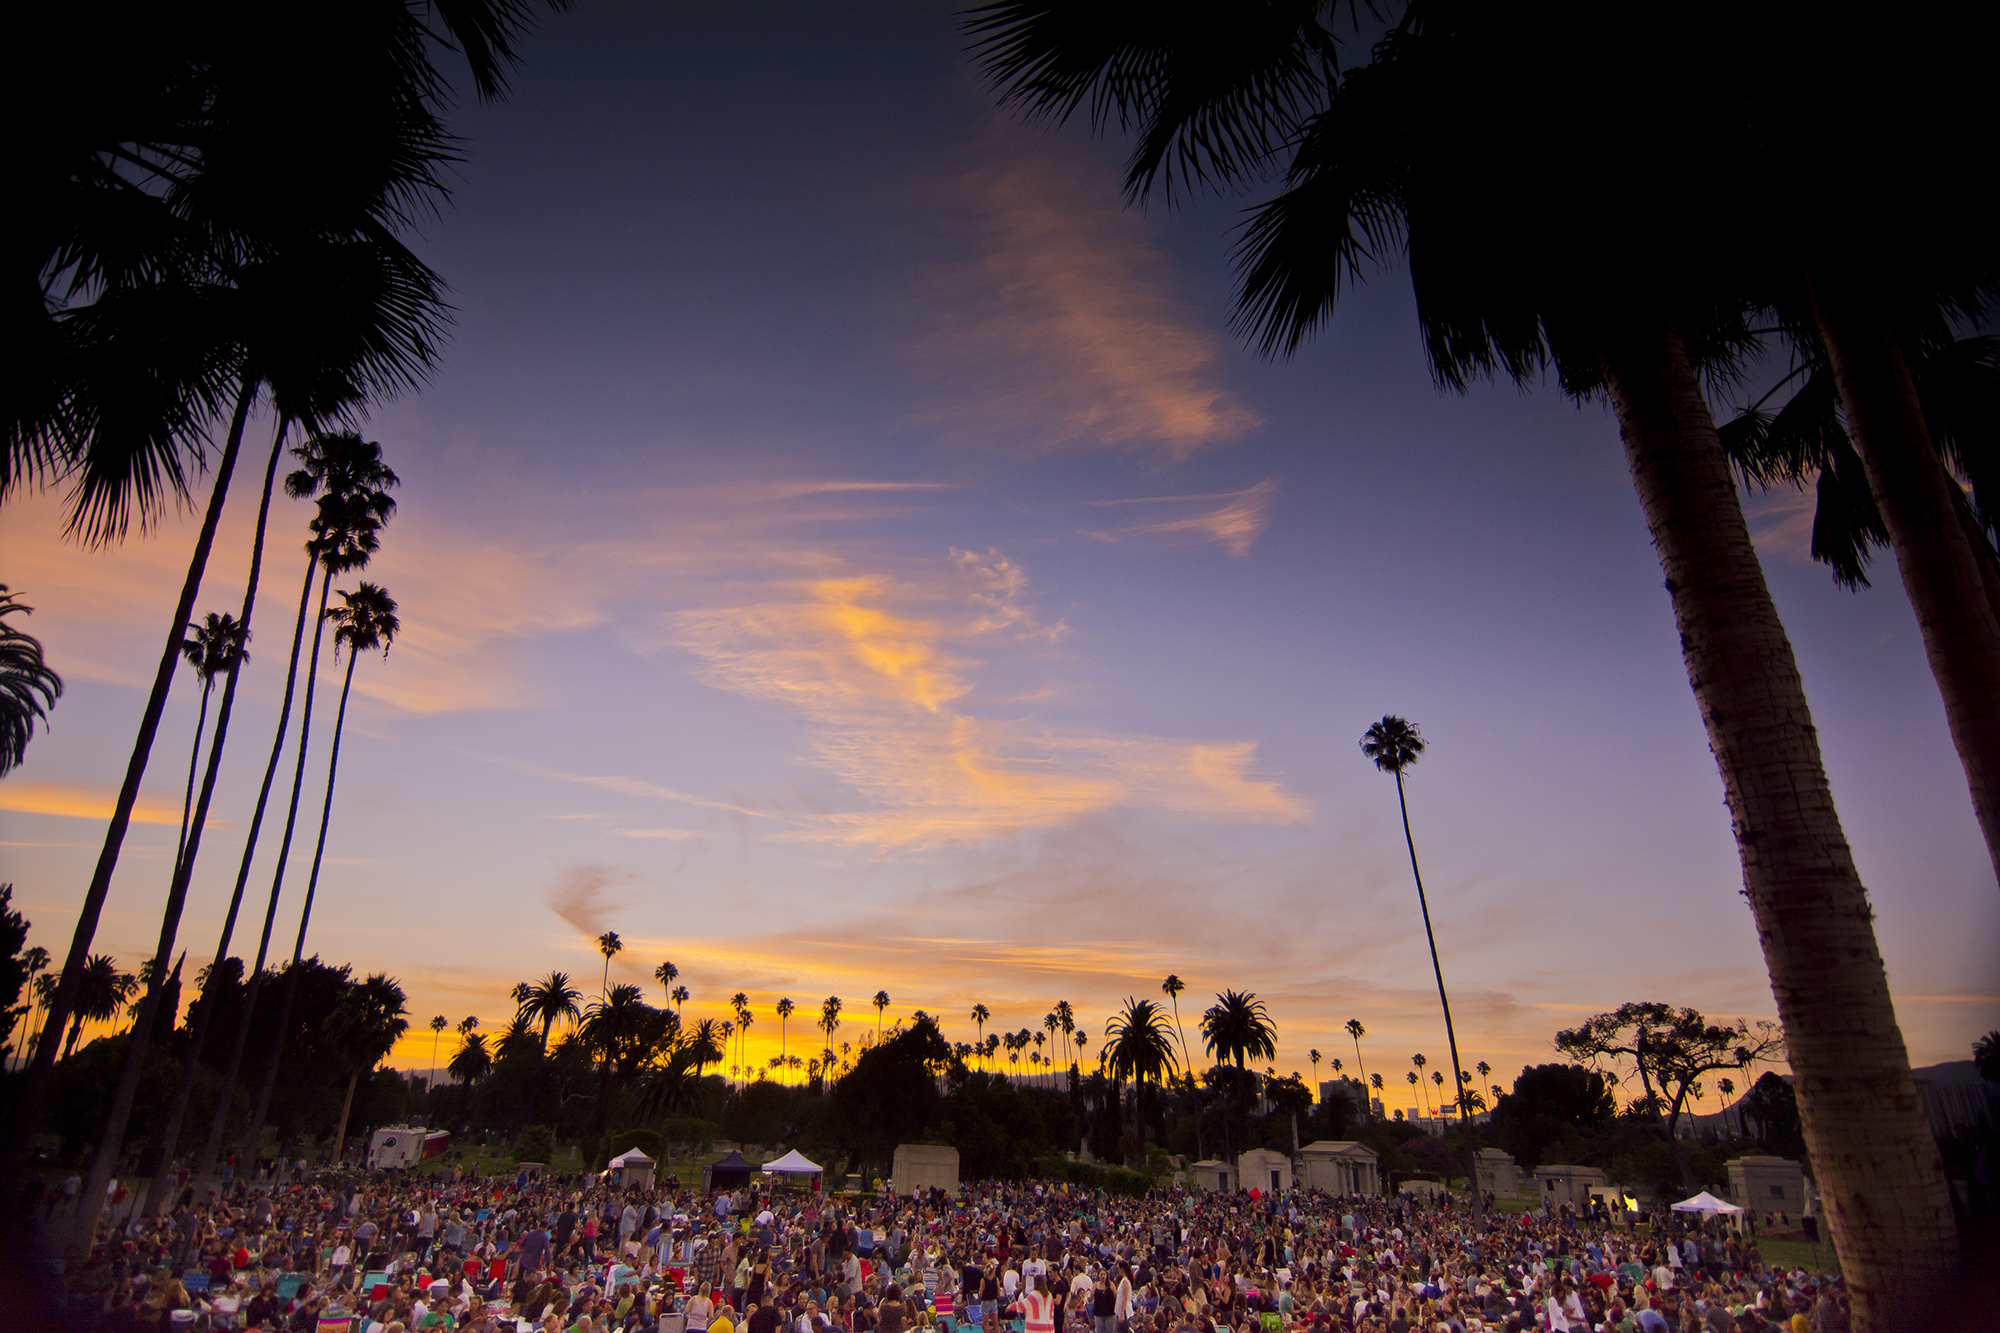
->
<box><xmin>0</xmin><ymin>781</ymin><xmax>201</xmax><ymax>826</ymax></box>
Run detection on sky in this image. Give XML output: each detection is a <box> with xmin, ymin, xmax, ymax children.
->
<box><xmin>4</xmin><ymin>2</ymin><xmax>1995</xmax><ymax>1113</ymax></box>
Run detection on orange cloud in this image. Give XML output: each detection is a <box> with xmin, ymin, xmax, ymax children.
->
<box><xmin>1082</xmin><ymin>480</ymin><xmax>1278</xmax><ymax>556</ymax></box>
<box><xmin>0</xmin><ymin>781</ymin><xmax>204</xmax><ymax>826</ymax></box>
<box><xmin>669</xmin><ymin>549</ymin><xmax>1305</xmax><ymax>847</ymax></box>
<box><xmin>907</xmin><ymin>131</ymin><xmax>1260</xmax><ymax>464</ymax></box>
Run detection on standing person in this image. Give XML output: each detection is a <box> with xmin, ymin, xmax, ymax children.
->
<box><xmin>1015</xmin><ymin>1280</ymin><xmax>1057</xmax><ymax>1333</ymax></box>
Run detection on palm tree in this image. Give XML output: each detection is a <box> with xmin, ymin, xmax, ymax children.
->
<box><xmin>970</xmin><ymin>1004</ymin><xmax>990</xmax><ymax>1061</ymax></box>
<box><xmin>172</xmin><ymin>612</ymin><xmax>248</xmax><ymax>870</ymax></box>
<box><xmin>1345</xmin><ymin>1020</ymin><xmax>1370</xmax><ymax>1114</ymax></box>
<box><xmin>494</xmin><ymin>1015</ymin><xmax>539</xmax><ymax>1064</ymax></box>
<box><xmin>736</xmin><ymin>1004</ymin><xmax>755</xmax><ymax>1081</ymax></box>
<box><xmin>0</xmin><ymin>587</ymin><xmax>63</xmax><ymax>776</ymax></box>
<box><xmin>968</xmin><ymin>2</ymin><xmax>1952</xmax><ymax>1291</ymax></box>
<box><xmin>1161</xmin><ymin>975</ymin><xmax>1195</xmax><ymax>1082</ymax></box>
<box><xmin>1309</xmin><ymin>1048</ymin><xmax>1322</xmax><ymax>1096</ymax></box>
<box><xmin>671</xmin><ymin>984</ymin><xmax>689</xmax><ymax>1015</ymax></box>
<box><xmin>1406</xmin><ymin>1070</ymin><xmax>1421</xmax><ymax>1115</ymax></box>
<box><xmin>729</xmin><ymin>992</ymin><xmax>750</xmax><ymax>1081</ymax></box>
<box><xmin>687</xmin><ymin>1019</ymin><xmax>725</xmax><ymax>1077</ymax></box>
<box><xmin>61</xmin><ymin>956</ymin><xmax>136</xmax><ymax>1059</ymax></box>
<box><xmin>776</xmin><ymin>998</ymin><xmax>795</xmax><ymax>1077</ymax></box>
<box><xmin>325</xmin><ymin>973</ymin><xmax>407</xmax><ymax>1164</ymax></box>
<box><xmin>873</xmin><ymin>990</ymin><xmax>890</xmax><ymax>1037</ymax></box>
<box><xmin>181</xmin><ymin>434</ymin><xmax>400</xmax><ymax>1193</ymax></box>
<box><xmin>239</xmin><ymin>582</ymin><xmax>397</xmax><ymax>1157</ymax></box>
<box><xmin>1055</xmin><ymin>1000</ymin><xmax>1076</xmax><ymax>1072</ymax></box>
<box><xmin>1104</xmin><ymin>996</ymin><xmax>1179</xmax><ymax>1161</ymax></box>
<box><xmin>1200</xmin><ymin>990</ymin><xmax>1275</xmax><ymax>1158</ymax></box>
<box><xmin>597</xmin><ymin>931</ymin><xmax>623</xmax><ymax>997</ymax></box>
<box><xmin>1362</xmin><ymin>717</ymin><xmax>1479</xmax><ymax>1212</ymax></box>
<box><xmin>1370</xmin><ymin>1072</ymin><xmax>1385</xmax><ymax>1112</ymax></box>
<box><xmin>654</xmin><ymin>960</ymin><xmax>679</xmax><ymax>1002</ymax></box>
<box><xmin>517</xmin><ymin>972</ymin><xmax>582</xmax><ymax>1053</ymax></box>
<box><xmin>449</xmin><ymin>1032</ymin><xmax>492</xmax><ymax>1086</ymax></box>
<box><xmin>1411</xmin><ymin>1054</ymin><xmax>1430</xmax><ymax>1114</ymax></box>
<box><xmin>820</xmin><ymin>996</ymin><xmax>843</xmax><ymax>1070</ymax></box>
<box><xmin>429</xmin><ymin>1014</ymin><xmax>448</xmax><ymax>1086</ymax></box>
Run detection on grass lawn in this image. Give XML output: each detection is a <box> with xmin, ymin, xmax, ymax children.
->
<box><xmin>1754</xmin><ymin>1237</ymin><xmax>1839</xmax><ymax>1274</ymax></box>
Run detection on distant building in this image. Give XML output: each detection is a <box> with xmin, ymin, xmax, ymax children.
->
<box><xmin>1239</xmin><ymin>1148</ymin><xmax>1292</xmax><ymax>1195</ymax></box>
<box><xmin>1318</xmin><ymin>1077</ymin><xmax>1373</xmax><ymax>1119</ymax></box>
<box><xmin>1726</xmin><ymin>1155</ymin><xmax>1806</xmax><ymax>1217</ymax></box>
<box><xmin>892</xmin><ymin>1144</ymin><xmax>959</xmax><ymax>1194</ymax></box>
<box><xmin>1190</xmin><ymin>1159</ymin><xmax>1238</xmax><ymax>1193</ymax></box>
<box><xmin>1298</xmin><ymin>1141</ymin><xmax>1382</xmax><ymax>1196</ymax></box>
<box><xmin>1532</xmin><ymin>1164</ymin><xmax>1606</xmax><ymax>1210</ymax></box>
<box><xmin>1474</xmin><ymin>1147</ymin><xmax>1521</xmax><ymax>1197</ymax></box>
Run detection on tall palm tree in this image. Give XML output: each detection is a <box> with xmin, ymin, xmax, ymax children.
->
<box><xmin>430</xmin><ymin>1014</ymin><xmax>448</xmax><ymax>1086</ymax></box>
<box><xmin>1411</xmin><ymin>1053</ymin><xmax>1430</xmax><ymax>1114</ymax></box>
<box><xmin>654</xmin><ymin>960</ymin><xmax>679</xmax><ymax>1002</ymax></box>
<box><xmin>735</xmin><ymin>1000</ymin><xmax>755</xmax><ymax>1081</ymax></box>
<box><xmin>1104</xmin><ymin>996</ymin><xmax>1179</xmax><ymax>1161</ymax></box>
<box><xmin>968</xmin><ymin>2</ymin><xmax>1953</xmax><ymax>1296</ymax></box>
<box><xmin>240</xmin><ymin>582</ymin><xmax>397</xmax><ymax>1156</ymax></box>
<box><xmin>776</xmin><ymin>998</ymin><xmax>795</xmax><ymax>1077</ymax></box>
<box><xmin>0</xmin><ymin>587</ymin><xmax>63</xmax><ymax>777</ymax></box>
<box><xmin>181</xmin><ymin>434</ymin><xmax>400</xmax><ymax>1195</ymax></box>
<box><xmin>873</xmin><ymin>990</ymin><xmax>890</xmax><ymax>1037</ymax></box>
<box><xmin>1344</xmin><ymin>1020</ymin><xmax>1370</xmax><ymax>1114</ymax></box>
<box><xmin>1200</xmin><ymin>989</ymin><xmax>1275</xmax><ymax>1158</ymax></box>
<box><xmin>1361</xmin><ymin>717</ymin><xmax>1479</xmax><ymax>1216</ymax></box>
<box><xmin>820</xmin><ymin>995</ymin><xmax>843</xmax><ymax>1063</ymax></box>
<box><xmin>1161</xmin><ymin>975</ymin><xmax>1195</xmax><ymax>1082</ymax></box>
<box><xmin>671</xmin><ymin>984</ymin><xmax>689</xmax><ymax>1015</ymax></box>
<box><xmin>172</xmin><ymin>612</ymin><xmax>248</xmax><ymax>870</ymax></box>
<box><xmin>970</xmin><ymin>1004</ymin><xmax>990</xmax><ymax>1062</ymax></box>
<box><xmin>494</xmin><ymin>1014</ymin><xmax>540</xmax><ymax>1064</ymax></box>
<box><xmin>597</xmin><ymin>931</ymin><xmax>623</xmax><ymax>997</ymax></box>
<box><xmin>1309</xmin><ymin>1048</ymin><xmax>1322</xmax><ymax>1096</ymax></box>
<box><xmin>687</xmin><ymin>1018</ymin><xmax>725</xmax><ymax>1077</ymax></box>
<box><xmin>325</xmin><ymin>972</ymin><xmax>407</xmax><ymax>1164</ymax></box>
<box><xmin>1055</xmin><ymin>1000</ymin><xmax>1075</xmax><ymax>1071</ymax></box>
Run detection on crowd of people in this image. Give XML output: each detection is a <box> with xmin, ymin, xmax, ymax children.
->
<box><xmin>34</xmin><ymin>1160</ymin><xmax>1845</xmax><ymax>1333</ymax></box>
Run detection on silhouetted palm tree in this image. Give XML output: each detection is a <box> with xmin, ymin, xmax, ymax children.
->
<box><xmin>449</xmin><ymin>1032</ymin><xmax>492</xmax><ymax>1086</ymax></box>
<box><xmin>1345</xmin><ymin>1020</ymin><xmax>1370</xmax><ymax>1115</ymax></box>
<box><xmin>242</xmin><ymin>582</ymin><xmax>397</xmax><ymax>1154</ymax></box>
<box><xmin>971</xmin><ymin>1004</ymin><xmax>990</xmax><ymax>1063</ymax></box>
<box><xmin>776</xmin><ymin>998</ymin><xmax>795</xmax><ymax>1077</ymax></box>
<box><xmin>430</xmin><ymin>1014</ymin><xmax>448</xmax><ymax>1085</ymax></box>
<box><xmin>654</xmin><ymin>960</ymin><xmax>679</xmax><ymax>1002</ymax></box>
<box><xmin>518</xmin><ymin>972</ymin><xmax>582</xmax><ymax>1053</ymax></box>
<box><xmin>1104</xmin><ymin>996</ymin><xmax>1179</xmax><ymax>1161</ymax></box>
<box><xmin>873</xmin><ymin>990</ymin><xmax>890</xmax><ymax>1037</ymax></box>
<box><xmin>1161</xmin><ymin>974</ymin><xmax>1195</xmax><ymax>1081</ymax></box>
<box><xmin>173</xmin><ymin>612</ymin><xmax>248</xmax><ymax>868</ymax></box>
<box><xmin>62</xmin><ymin>956</ymin><xmax>136</xmax><ymax>1059</ymax></box>
<box><xmin>597</xmin><ymin>931</ymin><xmax>623</xmax><ymax>997</ymax></box>
<box><xmin>0</xmin><ymin>587</ymin><xmax>63</xmax><ymax>777</ymax></box>
<box><xmin>325</xmin><ymin>973</ymin><xmax>407</xmax><ymax>1164</ymax></box>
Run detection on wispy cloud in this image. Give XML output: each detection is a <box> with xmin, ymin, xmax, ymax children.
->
<box><xmin>1081</xmin><ymin>480</ymin><xmax>1278</xmax><ymax>557</ymax></box>
<box><xmin>545</xmin><ymin>863</ymin><xmax>639</xmax><ymax>941</ymax></box>
<box><xmin>668</xmin><ymin>547</ymin><xmax>1305</xmax><ymax>848</ymax></box>
<box><xmin>0</xmin><ymin>781</ymin><xmax>215</xmax><ymax>827</ymax></box>
<box><xmin>906</xmin><ymin>131</ymin><xmax>1260</xmax><ymax>464</ymax></box>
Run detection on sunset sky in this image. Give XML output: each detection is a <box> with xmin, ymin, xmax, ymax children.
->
<box><xmin>4</xmin><ymin>3</ymin><xmax>1994</xmax><ymax>1108</ymax></box>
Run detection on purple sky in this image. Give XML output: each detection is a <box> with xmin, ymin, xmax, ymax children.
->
<box><xmin>4</xmin><ymin>3</ymin><xmax>1993</xmax><ymax>1098</ymax></box>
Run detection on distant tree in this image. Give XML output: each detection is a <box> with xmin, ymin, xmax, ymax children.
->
<box><xmin>449</xmin><ymin>1031</ymin><xmax>492</xmax><ymax>1085</ymax></box>
<box><xmin>64</xmin><ymin>955</ymin><xmax>137</xmax><ymax>1058</ymax></box>
<box><xmin>1975</xmin><ymin>1032</ymin><xmax>2000</xmax><ymax>1084</ymax></box>
<box><xmin>1740</xmin><ymin>1071</ymin><xmax>1807</xmax><ymax>1159</ymax></box>
<box><xmin>1488</xmin><ymin>1063</ymin><xmax>1618</xmax><ymax>1170</ymax></box>
<box><xmin>828</xmin><ymin>1014</ymin><xmax>956</xmax><ymax>1173</ymax></box>
<box><xmin>324</xmin><ymin>972</ymin><xmax>408</xmax><ymax>1162</ymax></box>
<box><xmin>654</xmin><ymin>959</ymin><xmax>678</xmax><ymax>1001</ymax></box>
<box><xmin>1345</xmin><ymin>1020</ymin><xmax>1370</xmax><ymax>1111</ymax></box>
<box><xmin>518</xmin><ymin>972</ymin><xmax>582</xmax><ymax>1052</ymax></box>
<box><xmin>596</xmin><ymin>931</ymin><xmax>622</xmax><ymax>997</ymax></box>
<box><xmin>172</xmin><ymin>611</ymin><xmax>248</xmax><ymax>868</ymax></box>
<box><xmin>1556</xmin><ymin>1002</ymin><xmax>1785</xmax><ymax>1185</ymax></box>
<box><xmin>1104</xmin><ymin>996</ymin><xmax>1179</xmax><ymax>1161</ymax></box>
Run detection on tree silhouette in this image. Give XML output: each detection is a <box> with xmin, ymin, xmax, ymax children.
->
<box><xmin>597</xmin><ymin>931</ymin><xmax>622</xmax><ymax>997</ymax></box>
<box><xmin>0</xmin><ymin>587</ymin><xmax>62</xmax><ymax>778</ymax></box>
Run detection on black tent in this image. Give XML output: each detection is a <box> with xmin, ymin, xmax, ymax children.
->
<box><xmin>703</xmin><ymin>1150</ymin><xmax>755</xmax><ymax>1192</ymax></box>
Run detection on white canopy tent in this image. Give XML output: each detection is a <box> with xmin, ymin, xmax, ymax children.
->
<box><xmin>761</xmin><ymin>1149</ymin><xmax>825</xmax><ymax>1175</ymax></box>
<box><xmin>606</xmin><ymin>1147</ymin><xmax>658</xmax><ymax>1188</ymax></box>
<box><xmin>1670</xmin><ymin>1191</ymin><xmax>1744</xmax><ymax>1215</ymax></box>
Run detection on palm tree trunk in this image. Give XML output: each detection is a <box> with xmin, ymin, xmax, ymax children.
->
<box><xmin>238</xmin><ymin>564</ymin><xmax>337</xmax><ymax>1158</ymax></box>
<box><xmin>244</xmin><ymin>639</ymin><xmax>356</xmax><ymax>1155</ymax></box>
<box><xmin>331</xmin><ymin>1068</ymin><xmax>361</xmax><ymax>1168</ymax></box>
<box><xmin>191</xmin><ymin>540</ymin><xmax>320</xmax><ymax>1188</ymax></box>
<box><xmin>1599</xmin><ymin>313</ymin><xmax>1956</xmax><ymax>1326</ymax></box>
<box><xmin>65</xmin><ymin>386</ymin><xmax>268</xmax><ymax>1246</ymax></box>
<box><xmin>1805</xmin><ymin>262</ymin><xmax>2000</xmax><ymax>884</ymax></box>
<box><xmin>1391</xmin><ymin>767</ymin><xmax>1483</xmax><ymax>1230</ymax></box>
<box><xmin>143</xmin><ymin>423</ymin><xmax>291</xmax><ymax>1218</ymax></box>
<box><xmin>12</xmin><ymin>380</ymin><xmax>256</xmax><ymax>1151</ymax></box>
<box><xmin>175</xmin><ymin>679</ymin><xmax>214</xmax><ymax>871</ymax></box>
